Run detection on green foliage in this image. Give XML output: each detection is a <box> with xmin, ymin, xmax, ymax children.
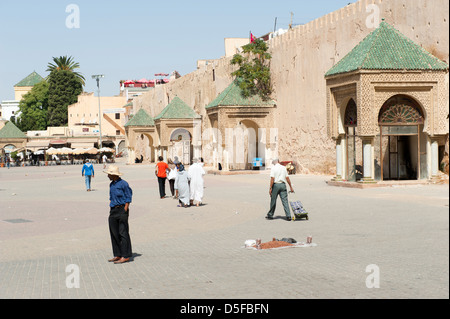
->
<box><xmin>231</xmin><ymin>39</ymin><xmax>273</xmax><ymax>101</ymax></box>
<box><xmin>16</xmin><ymin>80</ymin><xmax>49</xmax><ymax>131</ymax></box>
<box><xmin>46</xmin><ymin>55</ymin><xmax>86</xmax><ymax>85</ymax></box>
<box><xmin>47</xmin><ymin>70</ymin><xmax>82</xmax><ymax>127</ymax></box>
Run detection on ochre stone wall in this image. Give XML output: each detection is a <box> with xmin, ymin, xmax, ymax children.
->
<box><xmin>133</xmin><ymin>0</ymin><xmax>449</xmax><ymax>174</ymax></box>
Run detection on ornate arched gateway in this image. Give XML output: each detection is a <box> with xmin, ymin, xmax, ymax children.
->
<box><xmin>378</xmin><ymin>95</ymin><xmax>425</xmax><ymax>181</ymax></box>
<box><xmin>325</xmin><ymin>21</ymin><xmax>448</xmax><ymax>184</ymax></box>
<box><xmin>205</xmin><ymin>80</ymin><xmax>276</xmax><ymax>171</ymax></box>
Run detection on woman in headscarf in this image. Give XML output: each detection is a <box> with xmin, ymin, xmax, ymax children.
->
<box><xmin>175</xmin><ymin>163</ymin><xmax>191</xmax><ymax>207</ymax></box>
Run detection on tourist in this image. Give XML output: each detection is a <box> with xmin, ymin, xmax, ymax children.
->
<box><xmin>155</xmin><ymin>156</ymin><xmax>169</xmax><ymax>199</ymax></box>
<box><xmin>175</xmin><ymin>163</ymin><xmax>190</xmax><ymax>207</ymax></box>
<box><xmin>167</xmin><ymin>159</ymin><xmax>178</xmax><ymax>198</ymax></box>
<box><xmin>104</xmin><ymin>165</ymin><xmax>133</xmax><ymax>264</ymax></box>
<box><xmin>102</xmin><ymin>154</ymin><xmax>107</xmax><ymax>169</ymax></box>
<box><xmin>266</xmin><ymin>158</ymin><xmax>295</xmax><ymax>221</ymax></box>
<box><xmin>188</xmin><ymin>158</ymin><xmax>206</xmax><ymax>207</ymax></box>
<box><xmin>81</xmin><ymin>159</ymin><xmax>95</xmax><ymax>191</ymax></box>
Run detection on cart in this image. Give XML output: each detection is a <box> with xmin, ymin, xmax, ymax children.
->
<box><xmin>290</xmin><ymin>200</ymin><xmax>309</xmax><ymax>221</ymax></box>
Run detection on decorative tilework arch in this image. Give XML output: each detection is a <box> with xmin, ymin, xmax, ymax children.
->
<box><xmin>378</xmin><ymin>95</ymin><xmax>425</xmax><ymax>126</ymax></box>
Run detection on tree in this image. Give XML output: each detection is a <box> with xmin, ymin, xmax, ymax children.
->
<box><xmin>16</xmin><ymin>80</ymin><xmax>49</xmax><ymax>131</ymax></box>
<box><xmin>47</xmin><ymin>70</ymin><xmax>82</xmax><ymax>127</ymax></box>
<box><xmin>46</xmin><ymin>55</ymin><xmax>86</xmax><ymax>85</ymax></box>
<box><xmin>230</xmin><ymin>39</ymin><xmax>273</xmax><ymax>101</ymax></box>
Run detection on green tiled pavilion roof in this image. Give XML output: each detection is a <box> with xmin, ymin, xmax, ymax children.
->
<box><xmin>325</xmin><ymin>21</ymin><xmax>449</xmax><ymax>77</ymax></box>
<box><xmin>14</xmin><ymin>71</ymin><xmax>44</xmax><ymax>87</ymax></box>
<box><xmin>124</xmin><ymin>109</ymin><xmax>155</xmax><ymax>127</ymax></box>
<box><xmin>206</xmin><ymin>80</ymin><xmax>275</xmax><ymax>109</ymax></box>
<box><xmin>154</xmin><ymin>96</ymin><xmax>201</xmax><ymax>120</ymax></box>
<box><xmin>0</xmin><ymin>121</ymin><xmax>27</xmax><ymax>139</ymax></box>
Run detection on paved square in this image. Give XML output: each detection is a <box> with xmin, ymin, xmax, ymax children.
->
<box><xmin>0</xmin><ymin>160</ymin><xmax>448</xmax><ymax>299</ymax></box>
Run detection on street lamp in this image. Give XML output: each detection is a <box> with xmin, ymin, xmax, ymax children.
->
<box><xmin>92</xmin><ymin>75</ymin><xmax>105</xmax><ymax>149</ymax></box>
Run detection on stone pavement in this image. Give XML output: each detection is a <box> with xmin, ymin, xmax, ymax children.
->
<box><xmin>0</xmin><ymin>160</ymin><xmax>448</xmax><ymax>299</ymax></box>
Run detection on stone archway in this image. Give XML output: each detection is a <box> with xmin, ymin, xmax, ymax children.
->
<box><xmin>169</xmin><ymin>128</ymin><xmax>191</xmax><ymax>164</ymax></box>
<box><xmin>343</xmin><ymin>99</ymin><xmax>363</xmax><ymax>181</ymax></box>
<box><xmin>136</xmin><ymin>133</ymin><xmax>155</xmax><ymax>163</ymax></box>
<box><xmin>378</xmin><ymin>95</ymin><xmax>425</xmax><ymax>181</ymax></box>
<box><xmin>230</xmin><ymin>120</ymin><xmax>260</xmax><ymax>170</ymax></box>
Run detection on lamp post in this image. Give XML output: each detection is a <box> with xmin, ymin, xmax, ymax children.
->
<box><xmin>92</xmin><ymin>75</ymin><xmax>105</xmax><ymax>149</ymax></box>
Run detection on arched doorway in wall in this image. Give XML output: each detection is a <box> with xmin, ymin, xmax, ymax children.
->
<box><xmin>378</xmin><ymin>95</ymin><xmax>425</xmax><ymax>181</ymax></box>
<box><xmin>231</xmin><ymin>120</ymin><xmax>260</xmax><ymax>170</ymax></box>
<box><xmin>170</xmin><ymin>128</ymin><xmax>191</xmax><ymax>164</ymax></box>
<box><xmin>344</xmin><ymin>99</ymin><xmax>362</xmax><ymax>181</ymax></box>
<box><xmin>136</xmin><ymin>133</ymin><xmax>155</xmax><ymax>163</ymax></box>
<box><xmin>102</xmin><ymin>141</ymin><xmax>115</xmax><ymax>149</ymax></box>
<box><xmin>117</xmin><ymin>140</ymin><xmax>126</xmax><ymax>154</ymax></box>
<box><xmin>3</xmin><ymin>144</ymin><xmax>16</xmax><ymax>155</ymax></box>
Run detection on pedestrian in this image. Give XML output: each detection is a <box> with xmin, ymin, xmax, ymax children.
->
<box><xmin>167</xmin><ymin>159</ymin><xmax>178</xmax><ymax>198</ymax></box>
<box><xmin>266</xmin><ymin>158</ymin><xmax>295</xmax><ymax>221</ymax></box>
<box><xmin>155</xmin><ymin>156</ymin><xmax>169</xmax><ymax>199</ymax></box>
<box><xmin>82</xmin><ymin>159</ymin><xmax>95</xmax><ymax>191</ymax></box>
<box><xmin>6</xmin><ymin>156</ymin><xmax>10</xmax><ymax>169</ymax></box>
<box><xmin>102</xmin><ymin>154</ymin><xmax>108</xmax><ymax>169</ymax></box>
<box><xmin>188</xmin><ymin>158</ymin><xmax>206</xmax><ymax>207</ymax></box>
<box><xmin>175</xmin><ymin>163</ymin><xmax>190</xmax><ymax>207</ymax></box>
<box><xmin>104</xmin><ymin>165</ymin><xmax>133</xmax><ymax>264</ymax></box>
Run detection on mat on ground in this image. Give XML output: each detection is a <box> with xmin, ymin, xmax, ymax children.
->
<box><xmin>244</xmin><ymin>237</ymin><xmax>317</xmax><ymax>250</ymax></box>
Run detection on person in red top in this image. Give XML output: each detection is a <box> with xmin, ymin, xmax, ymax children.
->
<box><xmin>155</xmin><ymin>156</ymin><xmax>169</xmax><ymax>199</ymax></box>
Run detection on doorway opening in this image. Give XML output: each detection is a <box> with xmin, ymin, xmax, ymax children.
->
<box><xmin>378</xmin><ymin>95</ymin><xmax>425</xmax><ymax>181</ymax></box>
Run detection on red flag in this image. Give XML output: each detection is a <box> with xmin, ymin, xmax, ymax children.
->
<box><xmin>250</xmin><ymin>33</ymin><xmax>256</xmax><ymax>43</ymax></box>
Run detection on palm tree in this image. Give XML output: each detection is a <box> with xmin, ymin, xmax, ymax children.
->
<box><xmin>46</xmin><ymin>55</ymin><xmax>85</xmax><ymax>85</ymax></box>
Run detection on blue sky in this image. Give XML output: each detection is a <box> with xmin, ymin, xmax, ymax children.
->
<box><xmin>0</xmin><ymin>0</ymin><xmax>353</xmax><ymax>100</ymax></box>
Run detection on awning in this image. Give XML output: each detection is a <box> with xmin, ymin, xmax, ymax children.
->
<box><xmin>26</xmin><ymin>140</ymin><xmax>50</xmax><ymax>150</ymax></box>
<box><xmin>71</xmin><ymin>142</ymin><xmax>95</xmax><ymax>149</ymax></box>
<box><xmin>50</xmin><ymin>140</ymin><xmax>67</xmax><ymax>145</ymax></box>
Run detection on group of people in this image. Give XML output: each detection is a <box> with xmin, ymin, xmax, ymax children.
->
<box><xmin>95</xmin><ymin>157</ymin><xmax>294</xmax><ymax>265</ymax></box>
<box><xmin>155</xmin><ymin>156</ymin><xmax>206</xmax><ymax>208</ymax></box>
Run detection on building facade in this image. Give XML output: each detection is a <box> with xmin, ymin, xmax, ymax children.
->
<box><xmin>326</xmin><ymin>21</ymin><xmax>448</xmax><ymax>183</ymax></box>
<box><xmin>129</xmin><ymin>0</ymin><xmax>449</xmax><ymax>179</ymax></box>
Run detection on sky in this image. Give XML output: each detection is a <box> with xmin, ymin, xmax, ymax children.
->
<box><xmin>0</xmin><ymin>0</ymin><xmax>353</xmax><ymax>100</ymax></box>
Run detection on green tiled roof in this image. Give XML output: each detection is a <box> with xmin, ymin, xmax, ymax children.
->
<box><xmin>14</xmin><ymin>71</ymin><xmax>44</xmax><ymax>87</ymax></box>
<box><xmin>154</xmin><ymin>96</ymin><xmax>201</xmax><ymax>120</ymax></box>
<box><xmin>325</xmin><ymin>21</ymin><xmax>449</xmax><ymax>77</ymax></box>
<box><xmin>124</xmin><ymin>109</ymin><xmax>155</xmax><ymax>127</ymax></box>
<box><xmin>0</xmin><ymin>121</ymin><xmax>27</xmax><ymax>139</ymax></box>
<box><xmin>206</xmin><ymin>80</ymin><xmax>275</xmax><ymax>109</ymax></box>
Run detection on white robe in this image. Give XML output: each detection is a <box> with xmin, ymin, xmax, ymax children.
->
<box><xmin>188</xmin><ymin>163</ymin><xmax>205</xmax><ymax>202</ymax></box>
<box><xmin>175</xmin><ymin>171</ymin><xmax>190</xmax><ymax>205</ymax></box>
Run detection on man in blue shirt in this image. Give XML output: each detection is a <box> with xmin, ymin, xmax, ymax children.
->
<box><xmin>104</xmin><ymin>165</ymin><xmax>133</xmax><ymax>264</ymax></box>
<box><xmin>81</xmin><ymin>159</ymin><xmax>95</xmax><ymax>191</ymax></box>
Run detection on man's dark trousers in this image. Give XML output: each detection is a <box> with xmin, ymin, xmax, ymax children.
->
<box><xmin>158</xmin><ymin>176</ymin><xmax>166</xmax><ymax>198</ymax></box>
<box><xmin>267</xmin><ymin>183</ymin><xmax>291</xmax><ymax>219</ymax></box>
<box><xmin>109</xmin><ymin>206</ymin><xmax>132</xmax><ymax>258</ymax></box>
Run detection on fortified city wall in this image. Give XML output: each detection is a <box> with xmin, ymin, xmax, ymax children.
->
<box><xmin>133</xmin><ymin>0</ymin><xmax>449</xmax><ymax>174</ymax></box>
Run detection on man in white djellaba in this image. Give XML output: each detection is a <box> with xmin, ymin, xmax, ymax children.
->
<box><xmin>188</xmin><ymin>158</ymin><xmax>206</xmax><ymax>206</ymax></box>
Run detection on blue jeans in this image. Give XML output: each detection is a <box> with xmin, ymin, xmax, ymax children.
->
<box><xmin>85</xmin><ymin>175</ymin><xmax>92</xmax><ymax>190</ymax></box>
